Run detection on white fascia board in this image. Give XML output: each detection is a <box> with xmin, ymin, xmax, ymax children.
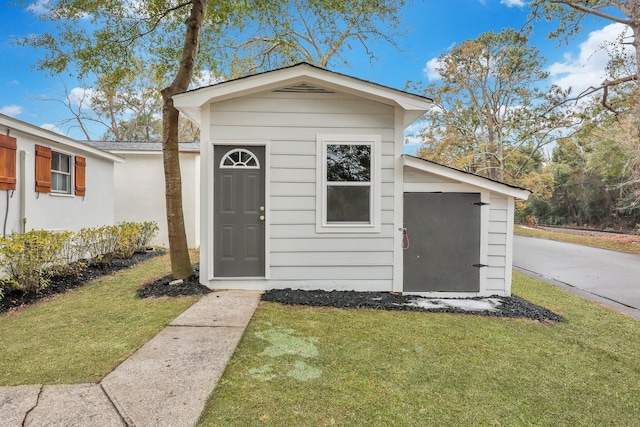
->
<box><xmin>173</xmin><ymin>64</ymin><xmax>432</xmax><ymax>128</ymax></box>
<box><xmin>402</xmin><ymin>156</ymin><xmax>530</xmax><ymax>200</ymax></box>
<box><xmin>0</xmin><ymin>114</ymin><xmax>124</xmax><ymax>163</ymax></box>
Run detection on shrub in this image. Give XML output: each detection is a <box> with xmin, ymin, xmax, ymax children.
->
<box><xmin>0</xmin><ymin>230</ymin><xmax>67</xmax><ymax>293</ymax></box>
<box><xmin>115</xmin><ymin>222</ymin><xmax>141</xmax><ymax>259</ymax></box>
<box><xmin>77</xmin><ymin>226</ymin><xmax>118</xmax><ymax>264</ymax></box>
<box><xmin>113</xmin><ymin>221</ymin><xmax>159</xmax><ymax>258</ymax></box>
<box><xmin>0</xmin><ymin>221</ymin><xmax>158</xmax><ymax>295</ymax></box>
<box><xmin>136</xmin><ymin>221</ymin><xmax>159</xmax><ymax>250</ymax></box>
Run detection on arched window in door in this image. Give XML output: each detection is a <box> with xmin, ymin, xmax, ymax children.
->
<box><xmin>219</xmin><ymin>148</ymin><xmax>260</xmax><ymax>169</ymax></box>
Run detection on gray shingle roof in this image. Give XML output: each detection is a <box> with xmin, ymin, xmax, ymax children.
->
<box><xmin>82</xmin><ymin>141</ymin><xmax>200</xmax><ymax>152</ymax></box>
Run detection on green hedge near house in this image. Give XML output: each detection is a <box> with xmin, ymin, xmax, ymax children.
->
<box><xmin>0</xmin><ymin>221</ymin><xmax>158</xmax><ymax>297</ymax></box>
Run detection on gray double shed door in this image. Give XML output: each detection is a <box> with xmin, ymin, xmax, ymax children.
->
<box><xmin>213</xmin><ymin>146</ymin><xmax>481</xmax><ymax>292</ymax></box>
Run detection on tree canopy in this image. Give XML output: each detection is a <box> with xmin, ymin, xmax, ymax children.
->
<box><xmin>417</xmin><ymin>28</ymin><xmax>573</xmax><ymax>185</ymax></box>
<box><xmin>15</xmin><ymin>0</ymin><xmax>408</xmax><ymax>278</ymax></box>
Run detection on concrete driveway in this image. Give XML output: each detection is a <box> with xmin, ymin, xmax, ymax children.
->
<box><xmin>513</xmin><ymin>235</ymin><xmax>640</xmax><ymax>320</ymax></box>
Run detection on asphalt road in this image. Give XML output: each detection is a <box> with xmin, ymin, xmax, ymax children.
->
<box><xmin>513</xmin><ymin>235</ymin><xmax>640</xmax><ymax>320</ymax></box>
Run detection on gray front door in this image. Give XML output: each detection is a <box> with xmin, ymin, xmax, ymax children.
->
<box><xmin>214</xmin><ymin>146</ymin><xmax>265</xmax><ymax>277</ymax></box>
<box><xmin>403</xmin><ymin>192</ymin><xmax>481</xmax><ymax>292</ymax></box>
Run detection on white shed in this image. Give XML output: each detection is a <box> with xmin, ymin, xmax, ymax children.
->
<box><xmin>0</xmin><ymin>114</ymin><xmax>122</xmax><ymax>236</ymax></box>
<box><xmin>174</xmin><ymin>63</ymin><xmax>529</xmax><ymax>296</ymax></box>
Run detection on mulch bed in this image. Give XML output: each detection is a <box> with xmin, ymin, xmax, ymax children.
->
<box><xmin>137</xmin><ymin>264</ymin><xmax>211</xmax><ymax>298</ymax></box>
<box><xmin>0</xmin><ymin>250</ymin><xmax>163</xmax><ymax>313</ymax></box>
<box><xmin>262</xmin><ymin>289</ymin><xmax>564</xmax><ymax>322</ymax></box>
<box><xmin>2</xmin><ymin>251</ymin><xmax>562</xmax><ymax>323</ymax></box>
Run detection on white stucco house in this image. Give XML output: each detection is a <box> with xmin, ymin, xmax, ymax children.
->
<box><xmin>0</xmin><ymin>113</ymin><xmax>122</xmax><ymax>236</ymax></box>
<box><xmin>84</xmin><ymin>141</ymin><xmax>200</xmax><ymax>248</ymax></box>
<box><xmin>174</xmin><ymin>63</ymin><xmax>530</xmax><ymax>296</ymax></box>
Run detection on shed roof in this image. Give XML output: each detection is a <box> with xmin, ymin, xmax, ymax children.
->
<box><xmin>173</xmin><ymin>62</ymin><xmax>433</xmax><ymax>128</ymax></box>
<box><xmin>403</xmin><ymin>155</ymin><xmax>530</xmax><ymax>200</ymax></box>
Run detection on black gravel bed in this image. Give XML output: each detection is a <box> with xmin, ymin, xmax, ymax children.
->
<box><xmin>137</xmin><ymin>264</ymin><xmax>211</xmax><ymax>298</ymax></box>
<box><xmin>0</xmin><ymin>250</ymin><xmax>163</xmax><ymax>313</ymax></box>
<box><xmin>262</xmin><ymin>289</ymin><xmax>564</xmax><ymax>322</ymax></box>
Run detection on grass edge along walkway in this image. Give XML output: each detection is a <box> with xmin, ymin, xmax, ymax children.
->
<box><xmin>0</xmin><ymin>253</ymin><xmax>200</xmax><ymax>386</ymax></box>
<box><xmin>197</xmin><ymin>271</ymin><xmax>640</xmax><ymax>426</ymax></box>
<box><xmin>515</xmin><ymin>225</ymin><xmax>640</xmax><ymax>254</ymax></box>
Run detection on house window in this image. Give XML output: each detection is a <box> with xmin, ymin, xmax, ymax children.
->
<box><xmin>220</xmin><ymin>148</ymin><xmax>260</xmax><ymax>169</ymax></box>
<box><xmin>35</xmin><ymin>145</ymin><xmax>86</xmax><ymax>196</ymax></box>
<box><xmin>51</xmin><ymin>151</ymin><xmax>72</xmax><ymax>194</ymax></box>
<box><xmin>326</xmin><ymin>144</ymin><xmax>371</xmax><ymax>222</ymax></box>
<box><xmin>317</xmin><ymin>134</ymin><xmax>381</xmax><ymax>233</ymax></box>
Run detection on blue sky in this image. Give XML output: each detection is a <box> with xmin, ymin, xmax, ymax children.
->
<box><xmin>0</xmin><ymin>0</ymin><xmax>623</xmax><ymax>145</ymax></box>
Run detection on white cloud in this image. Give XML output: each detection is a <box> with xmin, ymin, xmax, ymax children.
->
<box><xmin>548</xmin><ymin>23</ymin><xmax>633</xmax><ymax>95</ymax></box>
<box><xmin>27</xmin><ymin>0</ymin><xmax>51</xmax><ymax>15</ymax></box>
<box><xmin>28</xmin><ymin>0</ymin><xmax>90</xmax><ymax>19</ymax></box>
<box><xmin>40</xmin><ymin>123</ymin><xmax>64</xmax><ymax>134</ymax></box>
<box><xmin>67</xmin><ymin>87</ymin><xmax>96</xmax><ymax>110</ymax></box>
<box><xmin>500</xmin><ymin>0</ymin><xmax>525</xmax><ymax>7</ymax></box>
<box><xmin>0</xmin><ymin>105</ymin><xmax>24</xmax><ymax>117</ymax></box>
<box><xmin>403</xmin><ymin>121</ymin><xmax>424</xmax><ymax>149</ymax></box>
<box><xmin>423</xmin><ymin>57</ymin><xmax>443</xmax><ymax>81</ymax></box>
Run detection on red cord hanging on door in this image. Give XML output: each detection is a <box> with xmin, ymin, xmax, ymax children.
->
<box><xmin>401</xmin><ymin>228</ymin><xmax>410</xmax><ymax>250</ymax></box>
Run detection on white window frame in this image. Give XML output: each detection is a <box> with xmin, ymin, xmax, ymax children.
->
<box><xmin>51</xmin><ymin>150</ymin><xmax>73</xmax><ymax>195</ymax></box>
<box><xmin>316</xmin><ymin>134</ymin><xmax>381</xmax><ymax>233</ymax></box>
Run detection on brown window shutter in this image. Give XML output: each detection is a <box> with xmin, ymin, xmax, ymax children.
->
<box><xmin>75</xmin><ymin>156</ymin><xmax>86</xmax><ymax>196</ymax></box>
<box><xmin>0</xmin><ymin>134</ymin><xmax>17</xmax><ymax>191</ymax></box>
<box><xmin>35</xmin><ymin>145</ymin><xmax>52</xmax><ymax>193</ymax></box>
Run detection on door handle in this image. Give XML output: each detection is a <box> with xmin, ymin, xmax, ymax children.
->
<box><xmin>259</xmin><ymin>215</ymin><xmax>265</xmax><ymax>221</ymax></box>
<box><xmin>259</xmin><ymin>206</ymin><xmax>265</xmax><ymax>211</ymax></box>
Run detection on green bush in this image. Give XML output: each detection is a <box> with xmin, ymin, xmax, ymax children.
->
<box><xmin>76</xmin><ymin>226</ymin><xmax>119</xmax><ymax>263</ymax></box>
<box><xmin>114</xmin><ymin>221</ymin><xmax>159</xmax><ymax>258</ymax></box>
<box><xmin>136</xmin><ymin>221</ymin><xmax>159</xmax><ymax>250</ymax></box>
<box><xmin>0</xmin><ymin>230</ymin><xmax>67</xmax><ymax>293</ymax></box>
<box><xmin>115</xmin><ymin>222</ymin><xmax>141</xmax><ymax>259</ymax></box>
<box><xmin>0</xmin><ymin>221</ymin><xmax>158</xmax><ymax>295</ymax></box>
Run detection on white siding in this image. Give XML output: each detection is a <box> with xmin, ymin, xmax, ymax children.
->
<box><xmin>402</xmin><ymin>166</ymin><xmax>515</xmax><ymax>296</ymax></box>
<box><xmin>487</xmin><ymin>194</ymin><xmax>509</xmax><ymax>294</ymax></box>
<box><xmin>209</xmin><ymin>91</ymin><xmax>397</xmax><ymax>290</ymax></box>
<box><xmin>1</xmin><ymin>130</ymin><xmax>116</xmax><ymax>236</ymax></box>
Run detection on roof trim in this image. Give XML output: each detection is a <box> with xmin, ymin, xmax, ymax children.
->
<box><xmin>0</xmin><ymin>114</ymin><xmax>123</xmax><ymax>163</ymax></box>
<box><xmin>402</xmin><ymin>155</ymin><xmax>530</xmax><ymax>200</ymax></box>
<box><xmin>173</xmin><ymin>62</ymin><xmax>432</xmax><ymax>128</ymax></box>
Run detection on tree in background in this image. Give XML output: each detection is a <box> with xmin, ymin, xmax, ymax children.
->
<box><xmin>417</xmin><ymin>28</ymin><xmax>573</xmax><ymax>186</ymax></box>
<box><xmin>529</xmin><ymin>1</ymin><xmax>640</xmax><ymax>226</ymax></box>
<box><xmin>15</xmin><ymin>0</ymin><xmax>406</xmax><ymax>278</ymax></box>
<box><xmin>223</xmin><ymin>0</ymin><xmax>404</xmax><ymax>74</ymax></box>
<box><xmin>534</xmin><ymin>1</ymin><xmax>640</xmax><ymax>110</ymax></box>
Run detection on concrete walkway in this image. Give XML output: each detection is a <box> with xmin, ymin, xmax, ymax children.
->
<box><xmin>514</xmin><ymin>235</ymin><xmax>640</xmax><ymax>320</ymax></box>
<box><xmin>0</xmin><ymin>290</ymin><xmax>262</xmax><ymax>427</ymax></box>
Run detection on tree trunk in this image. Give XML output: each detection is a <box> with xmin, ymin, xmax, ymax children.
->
<box><xmin>160</xmin><ymin>0</ymin><xmax>206</xmax><ymax>279</ymax></box>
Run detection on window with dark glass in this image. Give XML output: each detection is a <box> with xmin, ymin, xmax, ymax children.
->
<box><xmin>326</xmin><ymin>144</ymin><xmax>371</xmax><ymax>223</ymax></box>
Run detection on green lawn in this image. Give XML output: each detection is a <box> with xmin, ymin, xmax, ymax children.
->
<box><xmin>0</xmin><ymin>253</ymin><xmax>199</xmax><ymax>385</ymax></box>
<box><xmin>515</xmin><ymin>225</ymin><xmax>640</xmax><ymax>254</ymax></box>
<box><xmin>198</xmin><ymin>272</ymin><xmax>640</xmax><ymax>426</ymax></box>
